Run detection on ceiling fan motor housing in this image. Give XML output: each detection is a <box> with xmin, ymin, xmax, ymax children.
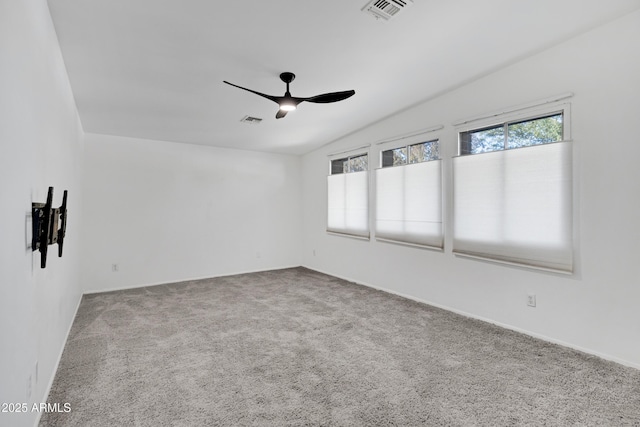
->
<box><xmin>280</xmin><ymin>72</ymin><xmax>295</xmax><ymax>84</ymax></box>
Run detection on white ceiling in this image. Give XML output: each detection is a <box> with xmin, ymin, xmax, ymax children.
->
<box><xmin>48</xmin><ymin>0</ymin><xmax>640</xmax><ymax>155</ymax></box>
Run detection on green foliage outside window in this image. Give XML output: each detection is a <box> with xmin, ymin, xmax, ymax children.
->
<box><xmin>461</xmin><ymin>113</ymin><xmax>563</xmax><ymax>155</ymax></box>
<box><xmin>331</xmin><ymin>154</ymin><xmax>368</xmax><ymax>174</ymax></box>
<box><xmin>382</xmin><ymin>140</ymin><xmax>439</xmax><ymax>167</ymax></box>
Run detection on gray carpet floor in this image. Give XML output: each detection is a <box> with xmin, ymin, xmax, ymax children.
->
<box><xmin>41</xmin><ymin>267</ymin><xmax>640</xmax><ymax>426</ymax></box>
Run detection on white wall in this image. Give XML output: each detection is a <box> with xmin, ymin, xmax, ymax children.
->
<box><xmin>301</xmin><ymin>10</ymin><xmax>640</xmax><ymax>368</ymax></box>
<box><xmin>0</xmin><ymin>1</ymin><xmax>84</xmax><ymax>426</ymax></box>
<box><xmin>1</xmin><ymin>6</ymin><xmax>637</xmax><ymax>427</ymax></box>
<box><xmin>80</xmin><ymin>133</ymin><xmax>302</xmax><ymax>292</ymax></box>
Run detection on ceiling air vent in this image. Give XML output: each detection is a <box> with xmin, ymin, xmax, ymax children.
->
<box><xmin>240</xmin><ymin>115</ymin><xmax>262</xmax><ymax>124</ymax></box>
<box><xmin>361</xmin><ymin>0</ymin><xmax>413</xmax><ymax>21</ymax></box>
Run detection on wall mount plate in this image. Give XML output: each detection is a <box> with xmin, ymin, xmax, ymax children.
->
<box><xmin>32</xmin><ymin>187</ymin><xmax>67</xmax><ymax>268</ymax></box>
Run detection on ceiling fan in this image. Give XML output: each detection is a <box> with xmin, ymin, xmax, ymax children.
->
<box><xmin>223</xmin><ymin>72</ymin><xmax>355</xmax><ymax>119</ymax></box>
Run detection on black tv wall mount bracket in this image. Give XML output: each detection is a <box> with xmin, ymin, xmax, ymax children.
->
<box><xmin>32</xmin><ymin>187</ymin><xmax>67</xmax><ymax>268</ymax></box>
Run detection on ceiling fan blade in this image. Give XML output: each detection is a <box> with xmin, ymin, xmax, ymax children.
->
<box><xmin>225</xmin><ymin>74</ymin><xmax>355</xmax><ymax>119</ymax></box>
<box><xmin>223</xmin><ymin>80</ymin><xmax>279</xmax><ymax>104</ymax></box>
<box><xmin>304</xmin><ymin>90</ymin><xmax>355</xmax><ymax>104</ymax></box>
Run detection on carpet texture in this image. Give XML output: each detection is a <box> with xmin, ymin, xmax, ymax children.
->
<box><xmin>41</xmin><ymin>268</ymin><xmax>640</xmax><ymax>426</ymax></box>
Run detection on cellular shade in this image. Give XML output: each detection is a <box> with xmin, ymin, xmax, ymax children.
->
<box><xmin>327</xmin><ymin>171</ymin><xmax>369</xmax><ymax>238</ymax></box>
<box><xmin>452</xmin><ymin>141</ymin><xmax>572</xmax><ymax>272</ymax></box>
<box><xmin>375</xmin><ymin>160</ymin><xmax>443</xmax><ymax>248</ymax></box>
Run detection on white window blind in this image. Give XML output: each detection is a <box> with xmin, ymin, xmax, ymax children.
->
<box><xmin>452</xmin><ymin>141</ymin><xmax>573</xmax><ymax>272</ymax></box>
<box><xmin>327</xmin><ymin>171</ymin><xmax>369</xmax><ymax>238</ymax></box>
<box><xmin>375</xmin><ymin>160</ymin><xmax>443</xmax><ymax>248</ymax></box>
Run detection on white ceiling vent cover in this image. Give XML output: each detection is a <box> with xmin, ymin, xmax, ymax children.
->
<box><xmin>240</xmin><ymin>115</ymin><xmax>262</xmax><ymax>124</ymax></box>
<box><xmin>362</xmin><ymin>0</ymin><xmax>413</xmax><ymax>21</ymax></box>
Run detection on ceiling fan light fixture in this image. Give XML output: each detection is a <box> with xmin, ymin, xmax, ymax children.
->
<box><xmin>279</xmin><ymin>102</ymin><xmax>296</xmax><ymax>111</ymax></box>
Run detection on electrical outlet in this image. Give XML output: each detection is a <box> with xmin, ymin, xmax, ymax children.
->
<box><xmin>527</xmin><ymin>294</ymin><xmax>537</xmax><ymax>307</ymax></box>
<box><xmin>313</xmin><ymin>249</ymin><xmax>316</xmax><ymax>256</ymax></box>
<box><xmin>111</xmin><ymin>263</ymin><xmax>119</xmax><ymax>272</ymax></box>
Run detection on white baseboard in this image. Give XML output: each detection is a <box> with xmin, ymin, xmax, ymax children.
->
<box><xmin>38</xmin><ymin>261</ymin><xmax>638</xmax><ymax>427</ymax></box>
<box><xmin>34</xmin><ymin>265</ymin><xmax>299</xmax><ymax>426</ymax></box>
<box><xmin>34</xmin><ymin>291</ymin><xmax>83</xmax><ymax>427</ymax></box>
<box><xmin>302</xmin><ymin>265</ymin><xmax>640</xmax><ymax>371</ymax></box>
<box><xmin>83</xmin><ymin>265</ymin><xmax>301</xmax><ymax>295</ymax></box>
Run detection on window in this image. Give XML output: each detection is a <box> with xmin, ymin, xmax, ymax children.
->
<box><xmin>330</xmin><ymin>153</ymin><xmax>368</xmax><ymax>174</ymax></box>
<box><xmin>375</xmin><ymin>140</ymin><xmax>443</xmax><ymax>249</ymax></box>
<box><xmin>459</xmin><ymin>113</ymin><xmax>563</xmax><ymax>155</ymax></box>
<box><xmin>381</xmin><ymin>140</ymin><xmax>439</xmax><ymax>167</ymax></box>
<box><xmin>453</xmin><ymin>106</ymin><xmax>572</xmax><ymax>272</ymax></box>
<box><xmin>327</xmin><ymin>153</ymin><xmax>369</xmax><ymax>238</ymax></box>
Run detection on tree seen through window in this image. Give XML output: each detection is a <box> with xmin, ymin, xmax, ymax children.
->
<box><xmin>460</xmin><ymin>113</ymin><xmax>563</xmax><ymax>155</ymax></box>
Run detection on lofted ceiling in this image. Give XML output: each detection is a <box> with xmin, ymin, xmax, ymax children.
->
<box><xmin>47</xmin><ymin>0</ymin><xmax>640</xmax><ymax>155</ymax></box>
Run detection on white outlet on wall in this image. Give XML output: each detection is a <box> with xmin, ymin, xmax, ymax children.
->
<box><xmin>313</xmin><ymin>249</ymin><xmax>316</xmax><ymax>256</ymax></box>
<box><xmin>111</xmin><ymin>263</ymin><xmax>119</xmax><ymax>272</ymax></box>
<box><xmin>527</xmin><ymin>294</ymin><xmax>537</xmax><ymax>307</ymax></box>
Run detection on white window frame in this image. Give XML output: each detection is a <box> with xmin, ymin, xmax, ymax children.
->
<box><xmin>452</xmin><ymin>99</ymin><xmax>574</xmax><ymax>273</ymax></box>
<box><xmin>327</xmin><ymin>147</ymin><xmax>371</xmax><ymax>239</ymax></box>
<box><xmin>456</xmin><ymin>102</ymin><xmax>571</xmax><ymax>155</ymax></box>
<box><xmin>374</xmin><ymin>128</ymin><xmax>444</xmax><ymax>250</ymax></box>
<box><xmin>380</xmin><ymin>139</ymin><xmax>440</xmax><ymax>167</ymax></box>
